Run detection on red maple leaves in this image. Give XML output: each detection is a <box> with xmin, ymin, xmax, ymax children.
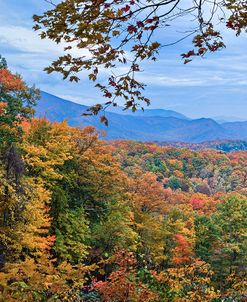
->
<box><xmin>0</xmin><ymin>68</ymin><xmax>25</xmax><ymax>92</ymax></box>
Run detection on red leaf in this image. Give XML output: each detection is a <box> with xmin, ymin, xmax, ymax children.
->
<box><xmin>127</xmin><ymin>25</ymin><xmax>137</xmax><ymax>34</ymax></box>
<box><xmin>104</xmin><ymin>92</ymin><xmax>112</xmax><ymax>98</ymax></box>
<box><xmin>122</xmin><ymin>5</ymin><xmax>130</xmax><ymax>12</ymax></box>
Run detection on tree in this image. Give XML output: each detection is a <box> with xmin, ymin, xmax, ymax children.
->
<box><xmin>1</xmin><ymin>112</ymin><xmax>247</xmax><ymax>300</ymax></box>
<box><xmin>0</xmin><ymin>170</ymin><xmax>57</xmax><ymax>301</ymax></box>
<box><xmin>129</xmin><ymin>173</ymin><xmax>169</xmax><ymax>266</ymax></box>
<box><xmin>0</xmin><ymin>56</ymin><xmax>39</xmax><ymax>148</ymax></box>
<box><xmin>93</xmin><ymin>250</ymin><xmax>156</xmax><ymax>302</ymax></box>
<box><xmin>33</xmin><ymin>0</ymin><xmax>246</xmax><ymax>122</ymax></box>
<box><xmin>211</xmin><ymin>194</ymin><xmax>247</xmax><ymax>287</ymax></box>
<box><xmin>91</xmin><ymin>199</ymin><xmax>139</xmax><ymax>256</ymax></box>
<box><xmin>194</xmin><ymin>214</ymin><xmax>218</xmax><ymax>262</ymax></box>
<box><xmin>54</xmin><ymin>207</ymin><xmax>90</xmax><ymax>264</ymax></box>
<box><xmin>152</xmin><ymin>259</ymin><xmax>219</xmax><ymax>301</ymax></box>
<box><xmin>0</xmin><ymin>56</ymin><xmax>39</xmax><ymax>272</ymax></box>
<box><xmin>0</xmin><ymin>119</ymin><xmax>93</xmax><ymax>301</ymax></box>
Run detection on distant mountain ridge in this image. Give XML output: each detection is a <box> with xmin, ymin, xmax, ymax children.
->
<box><xmin>105</xmin><ymin>105</ymin><xmax>189</xmax><ymax>120</ymax></box>
<box><xmin>159</xmin><ymin>140</ymin><xmax>247</xmax><ymax>151</ymax></box>
<box><xmin>34</xmin><ymin>91</ymin><xmax>247</xmax><ymax>143</ymax></box>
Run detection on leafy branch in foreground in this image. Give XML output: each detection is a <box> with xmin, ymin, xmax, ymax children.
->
<box><xmin>34</xmin><ymin>0</ymin><xmax>246</xmax><ymax>123</ymax></box>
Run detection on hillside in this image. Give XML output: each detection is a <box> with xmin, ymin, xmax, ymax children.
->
<box><xmin>35</xmin><ymin>92</ymin><xmax>247</xmax><ymax>143</ymax></box>
<box><xmin>222</xmin><ymin>121</ymin><xmax>247</xmax><ymax>138</ymax></box>
<box><xmin>158</xmin><ymin>140</ymin><xmax>247</xmax><ymax>151</ymax></box>
<box><xmin>1</xmin><ymin>57</ymin><xmax>247</xmax><ymax>302</ymax></box>
<box><xmin>106</xmin><ymin>105</ymin><xmax>189</xmax><ymax>119</ymax></box>
<box><xmin>2</xmin><ymin>118</ymin><xmax>247</xmax><ymax>301</ymax></box>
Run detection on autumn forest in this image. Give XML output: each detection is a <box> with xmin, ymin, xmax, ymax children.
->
<box><xmin>0</xmin><ymin>56</ymin><xmax>246</xmax><ymax>301</ymax></box>
<box><xmin>1</xmin><ymin>0</ymin><xmax>247</xmax><ymax>299</ymax></box>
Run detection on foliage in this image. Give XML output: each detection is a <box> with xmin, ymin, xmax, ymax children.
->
<box><xmin>33</xmin><ymin>0</ymin><xmax>246</xmax><ymax>121</ymax></box>
<box><xmin>152</xmin><ymin>260</ymin><xmax>219</xmax><ymax>301</ymax></box>
<box><xmin>0</xmin><ymin>60</ymin><xmax>246</xmax><ymax>301</ymax></box>
<box><xmin>54</xmin><ymin>207</ymin><xmax>90</xmax><ymax>264</ymax></box>
<box><xmin>93</xmin><ymin>251</ymin><xmax>157</xmax><ymax>302</ymax></box>
<box><xmin>0</xmin><ymin>56</ymin><xmax>39</xmax><ymax>148</ymax></box>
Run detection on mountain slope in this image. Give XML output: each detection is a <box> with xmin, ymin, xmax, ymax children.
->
<box><xmin>35</xmin><ymin>92</ymin><xmax>247</xmax><ymax>143</ymax></box>
<box><xmin>106</xmin><ymin>106</ymin><xmax>189</xmax><ymax>119</ymax></box>
<box><xmin>37</xmin><ymin>92</ymin><xmax>189</xmax><ymax>120</ymax></box>
<box><xmin>222</xmin><ymin>121</ymin><xmax>247</xmax><ymax>140</ymax></box>
<box><xmin>159</xmin><ymin>140</ymin><xmax>247</xmax><ymax>151</ymax></box>
<box><xmin>35</xmin><ymin>91</ymin><xmax>88</xmax><ymax>124</ymax></box>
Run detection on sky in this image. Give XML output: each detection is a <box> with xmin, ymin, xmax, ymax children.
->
<box><xmin>0</xmin><ymin>0</ymin><xmax>246</xmax><ymax>120</ymax></box>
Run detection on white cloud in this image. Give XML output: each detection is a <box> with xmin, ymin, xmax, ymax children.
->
<box><xmin>137</xmin><ymin>49</ymin><xmax>247</xmax><ymax>87</ymax></box>
<box><xmin>0</xmin><ymin>26</ymin><xmax>59</xmax><ymax>54</ymax></box>
<box><xmin>137</xmin><ymin>70</ymin><xmax>247</xmax><ymax>87</ymax></box>
<box><xmin>0</xmin><ymin>25</ymin><xmax>91</xmax><ymax>57</ymax></box>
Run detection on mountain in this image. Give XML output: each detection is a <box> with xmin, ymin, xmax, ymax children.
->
<box><xmin>35</xmin><ymin>92</ymin><xmax>247</xmax><ymax>143</ymax></box>
<box><xmin>213</xmin><ymin>116</ymin><xmax>247</xmax><ymax>123</ymax></box>
<box><xmin>222</xmin><ymin>121</ymin><xmax>247</xmax><ymax>139</ymax></box>
<box><xmin>37</xmin><ymin>92</ymin><xmax>189</xmax><ymax>120</ymax></box>
<box><xmin>106</xmin><ymin>106</ymin><xmax>189</xmax><ymax>120</ymax></box>
<box><xmin>35</xmin><ymin>91</ymin><xmax>88</xmax><ymax>124</ymax></box>
<box><xmin>159</xmin><ymin>140</ymin><xmax>247</xmax><ymax>151</ymax></box>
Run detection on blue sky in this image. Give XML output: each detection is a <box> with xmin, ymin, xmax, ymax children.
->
<box><xmin>0</xmin><ymin>0</ymin><xmax>246</xmax><ymax>120</ymax></box>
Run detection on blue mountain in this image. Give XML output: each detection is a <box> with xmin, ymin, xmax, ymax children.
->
<box><xmin>34</xmin><ymin>91</ymin><xmax>247</xmax><ymax>143</ymax></box>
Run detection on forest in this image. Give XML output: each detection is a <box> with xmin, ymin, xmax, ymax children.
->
<box><xmin>0</xmin><ymin>58</ymin><xmax>246</xmax><ymax>301</ymax></box>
